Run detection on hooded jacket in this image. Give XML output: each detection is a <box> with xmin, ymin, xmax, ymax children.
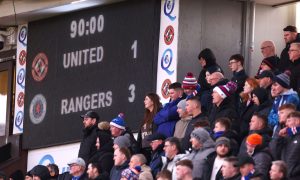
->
<box><xmin>268</xmin><ymin>89</ymin><xmax>300</xmax><ymax>127</ymax></box>
<box><xmin>88</xmin><ymin>130</ymin><xmax>114</xmax><ymax>174</ymax></box>
<box><xmin>186</xmin><ymin>134</ymin><xmax>216</xmax><ymax>179</ymax></box>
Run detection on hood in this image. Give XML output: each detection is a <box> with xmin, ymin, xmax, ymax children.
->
<box><xmin>281</xmin><ymin>88</ymin><xmax>298</xmax><ymax>96</ymax></box>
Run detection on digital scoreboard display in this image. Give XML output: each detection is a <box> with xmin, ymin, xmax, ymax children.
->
<box><xmin>23</xmin><ymin>1</ymin><xmax>160</xmax><ymax>149</ymax></box>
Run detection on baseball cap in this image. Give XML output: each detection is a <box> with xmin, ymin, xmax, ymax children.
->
<box><xmin>256</xmin><ymin>70</ymin><xmax>274</xmax><ymax>79</ymax></box>
<box><xmin>80</xmin><ymin>111</ymin><xmax>99</xmax><ymax>120</ymax></box>
<box><xmin>68</xmin><ymin>157</ymin><xmax>86</xmax><ymax>167</ymax></box>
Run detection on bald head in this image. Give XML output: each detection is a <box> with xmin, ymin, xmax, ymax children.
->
<box><xmin>261</xmin><ymin>41</ymin><xmax>276</xmax><ymax>58</ymax></box>
<box><xmin>209</xmin><ymin>72</ymin><xmax>224</xmax><ymax>86</ymax></box>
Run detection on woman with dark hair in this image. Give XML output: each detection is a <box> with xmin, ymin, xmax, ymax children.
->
<box><xmin>252</xmin><ymin>87</ymin><xmax>273</xmax><ymax>117</ymax></box>
<box><xmin>137</xmin><ymin>92</ymin><xmax>162</xmax><ymax>164</ymax></box>
<box><xmin>239</xmin><ymin>78</ymin><xmax>259</xmax><ymax>139</ymax></box>
<box><xmin>197</xmin><ymin>48</ymin><xmax>223</xmax><ymax>114</ymax></box>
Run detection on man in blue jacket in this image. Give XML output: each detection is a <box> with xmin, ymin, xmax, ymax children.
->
<box><xmin>154</xmin><ymin>82</ymin><xmax>184</xmax><ymax>137</ymax></box>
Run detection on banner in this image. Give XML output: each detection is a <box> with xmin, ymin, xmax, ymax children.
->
<box><xmin>13</xmin><ymin>24</ymin><xmax>28</xmax><ymax>134</ymax></box>
<box><xmin>156</xmin><ymin>0</ymin><xmax>180</xmax><ymax>104</ymax></box>
<box><xmin>27</xmin><ymin>142</ymin><xmax>80</xmax><ymax>173</ymax></box>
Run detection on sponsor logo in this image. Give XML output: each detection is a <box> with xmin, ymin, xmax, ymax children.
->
<box><xmin>39</xmin><ymin>154</ymin><xmax>55</xmax><ymax>165</ymax></box>
<box><xmin>164</xmin><ymin>0</ymin><xmax>176</xmax><ymax>21</ymax></box>
<box><xmin>18</xmin><ymin>26</ymin><xmax>27</xmax><ymax>46</ymax></box>
<box><xmin>164</xmin><ymin>25</ymin><xmax>174</xmax><ymax>45</ymax></box>
<box><xmin>160</xmin><ymin>48</ymin><xmax>174</xmax><ymax>75</ymax></box>
<box><xmin>32</xmin><ymin>53</ymin><xmax>48</xmax><ymax>82</ymax></box>
<box><xmin>15</xmin><ymin>111</ymin><xmax>24</xmax><ymax>131</ymax></box>
<box><xmin>29</xmin><ymin>94</ymin><xmax>47</xmax><ymax>124</ymax></box>
<box><xmin>161</xmin><ymin>79</ymin><xmax>172</xmax><ymax>99</ymax></box>
<box><xmin>17</xmin><ymin>68</ymin><xmax>25</xmax><ymax>89</ymax></box>
<box><xmin>17</xmin><ymin>92</ymin><xmax>25</xmax><ymax>107</ymax></box>
<box><xmin>19</xmin><ymin>50</ymin><xmax>26</xmax><ymax>66</ymax></box>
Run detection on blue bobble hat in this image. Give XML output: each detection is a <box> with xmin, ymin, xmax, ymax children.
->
<box><xmin>110</xmin><ymin>113</ymin><xmax>126</xmax><ymax>130</ymax></box>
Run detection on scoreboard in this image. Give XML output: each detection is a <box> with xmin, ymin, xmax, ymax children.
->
<box><xmin>23</xmin><ymin>1</ymin><xmax>160</xmax><ymax>149</ymax></box>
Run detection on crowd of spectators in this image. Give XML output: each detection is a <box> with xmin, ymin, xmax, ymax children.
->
<box><xmin>4</xmin><ymin>25</ymin><xmax>300</xmax><ymax>180</ymax></box>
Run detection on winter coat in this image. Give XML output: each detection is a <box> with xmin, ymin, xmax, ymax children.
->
<box><xmin>239</xmin><ymin>101</ymin><xmax>257</xmax><ymax>139</ymax></box>
<box><xmin>268</xmin><ymin>89</ymin><xmax>300</xmax><ymax>128</ymax></box>
<box><xmin>277</xmin><ymin>132</ymin><xmax>300</xmax><ymax>179</ymax></box>
<box><xmin>201</xmin><ymin>152</ymin><xmax>224</xmax><ymax>180</ymax></box>
<box><xmin>161</xmin><ymin>153</ymin><xmax>188</xmax><ymax>180</ymax></box>
<box><xmin>231</xmin><ymin>69</ymin><xmax>248</xmax><ymax>95</ymax></box>
<box><xmin>208</xmin><ymin>97</ymin><xmax>239</xmax><ymax>132</ymax></box>
<box><xmin>109</xmin><ymin>160</ymin><xmax>129</xmax><ymax>180</ymax></box>
<box><xmin>198</xmin><ymin>64</ymin><xmax>223</xmax><ymax>114</ymax></box>
<box><xmin>239</xmin><ymin>128</ymin><xmax>272</xmax><ymax>156</ymax></box>
<box><xmin>154</xmin><ymin>97</ymin><xmax>183</xmax><ymax>137</ymax></box>
<box><xmin>186</xmin><ymin>138</ymin><xmax>215</xmax><ymax>179</ymax></box>
<box><xmin>150</xmin><ymin>143</ymin><xmax>164</xmax><ymax>178</ymax></box>
<box><xmin>78</xmin><ymin>125</ymin><xmax>98</xmax><ymax>163</ymax></box>
<box><xmin>231</xmin><ymin>69</ymin><xmax>248</xmax><ymax>110</ymax></box>
<box><xmin>254</xmin><ymin>99</ymin><xmax>273</xmax><ymax>117</ymax></box>
<box><xmin>287</xmin><ymin>57</ymin><xmax>300</xmax><ymax>95</ymax></box>
<box><xmin>181</xmin><ymin>113</ymin><xmax>207</xmax><ymax>152</ymax></box>
<box><xmin>251</xmin><ymin>146</ymin><xmax>273</xmax><ymax>180</ymax></box>
<box><xmin>121</xmin><ymin>127</ymin><xmax>140</xmax><ymax>154</ymax></box>
<box><xmin>279</xmin><ymin>33</ymin><xmax>300</xmax><ymax>72</ymax></box>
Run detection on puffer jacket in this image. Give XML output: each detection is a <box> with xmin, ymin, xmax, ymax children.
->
<box><xmin>268</xmin><ymin>89</ymin><xmax>300</xmax><ymax>128</ymax></box>
<box><xmin>186</xmin><ymin>137</ymin><xmax>216</xmax><ymax>179</ymax></box>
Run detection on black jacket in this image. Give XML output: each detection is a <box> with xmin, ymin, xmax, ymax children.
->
<box><xmin>109</xmin><ymin>160</ymin><xmax>129</xmax><ymax>180</ymax></box>
<box><xmin>287</xmin><ymin>57</ymin><xmax>300</xmax><ymax>95</ymax></box>
<box><xmin>251</xmin><ymin>146</ymin><xmax>273</xmax><ymax>180</ymax></box>
<box><xmin>208</xmin><ymin>97</ymin><xmax>239</xmax><ymax>132</ymax></box>
<box><xmin>239</xmin><ymin>101</ymin><xmax>257</xmax><ymax>139</ymax></box>
<box><xmin>78</xmin><ymin>125</ymin><xmax>98</xmax><ymax>164</ymax></box>
<box><xmin>279</xmin><ymin>33</ymin><xmax>300</xmax><ymax>72</ymax></box>
<box><xmin>254</xmin><ymin>99</ymin><xmax>272</xmax><ymax>118</ymax></box>
<box><xmin>277</xmin><ymin>132</ymin><xmax>300</xmax><ymax>179</ymax></box>
<box><xmin>239</xmin><ymin>128</ymin><xmax>272</xmax><ymax>156</ymax></box>
<box><xmin>231</xmin><ymin>69</ymin><xmax>248</xmax><ymax>95</ymax></box>
<box><xmin>202</xmin><ymin>152</ymin><xmax>224</xmax><ymax>180</ymax></box>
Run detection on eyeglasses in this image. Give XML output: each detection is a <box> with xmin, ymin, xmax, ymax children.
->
<box><xmin>261</xmin><ymin>46</ymin><xmax>271</xmax><ymax>50</ymax></box>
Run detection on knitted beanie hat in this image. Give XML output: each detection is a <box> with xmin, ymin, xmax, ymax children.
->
<box><xmin>246</xmin><ymin>133</ymin><xmax>263</xmax><ymax>146</ymax></box>
<box><xmin>274</xmin><ymin>71</ymin><xmax>290</xmax><ymax>89</ymax></box>
<box><xmin>177</xmin><ymin>99</ymin><xmax>187</xmax><ymax>111</ymax></box>
<box><xmin>215</xmin><ymin>137</ymin><xmax>231</xmax><ymax>149</ymax></box>
<box><xmin>110</xmin><ymin>113</ymin><xmax>126</xmax><ymax>130</ymax></box>
<box><xmin>182</xmin><ymin>72</ymin><xmax>197</xmax><ymax>90</ymax></box>
<box><xmin>114</xmin><ymin>135</ymin><xmax>131</xmax><ymax>148</ymax></box>
<box><xmin>213</xmin><ymin>81</ymin><xmax>237</xmax><ymax>99</ymax></box>
<box><xmin>262</xmin><ymin>56</ymin><xmax>278</xmax><ymax>70</ymax></box>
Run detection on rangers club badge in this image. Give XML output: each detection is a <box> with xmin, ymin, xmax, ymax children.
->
<box><xmin>29</xmin><ymin>94</ymin><xmax>47</xmax><ymax>124</ymax></box>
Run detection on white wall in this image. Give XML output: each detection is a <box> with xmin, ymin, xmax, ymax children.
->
<box><xmin>250</xmin><ymin>3</ymin><xmax>296</xmax><ymax>76</ymax></box>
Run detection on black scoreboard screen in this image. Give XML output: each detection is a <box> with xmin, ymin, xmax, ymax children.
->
<box><xmin>23</xmin><ymin>1</ymin><xmax>160</xmax><ymax>149</ymax></box>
